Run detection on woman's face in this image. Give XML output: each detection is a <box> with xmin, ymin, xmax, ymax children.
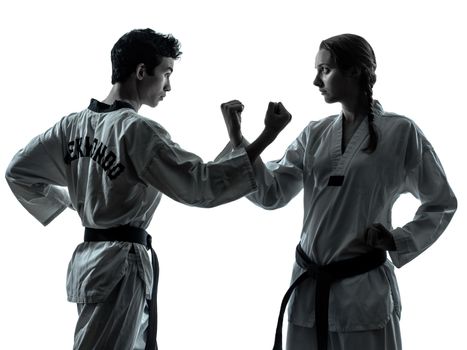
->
<box><xmin>313</xmin><ymin>49</ymin><xmax>359</xmax><ymax>104</ymax></box>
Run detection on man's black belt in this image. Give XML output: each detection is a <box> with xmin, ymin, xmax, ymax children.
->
<box><xmin>272</xmin><ymin>244</ymin><xmax>387</xmax><ymax>350</ymax></box>
<box><xmin>84</xmin><ymin>226</ymin><xmax>159</xmax><ymax>350</ymax></box>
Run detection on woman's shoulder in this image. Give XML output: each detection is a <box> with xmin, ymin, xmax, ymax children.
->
<box><xmin>304</xmin><ymin>113</ymin><xmax>339</xmax><ymax>131</ymax></box>
<box><xmin>377</xmin><ymin>108</ymin><xmax>433</xmax><ymax>151</ymax></box>
<box><xmin>373</xmin><ymin>100</ymin><xmax>413</xmax><ymax>126</ymax></box>
<box><xmin>377</xmin><ymin>107</ymin><xmax>421</xmax><ymax>134</ymax></box>
<box><xmin>379</xmin><ymin>110</ymin><xmax>413</xmax><ymax>124</ymax></box>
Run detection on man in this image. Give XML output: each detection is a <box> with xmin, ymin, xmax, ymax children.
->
<box><xmin>5</xmin><ymin>28</ymin><xmax>291</xmax><ymax>350</ymax></box>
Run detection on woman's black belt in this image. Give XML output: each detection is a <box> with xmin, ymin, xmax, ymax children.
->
<box><xmin>273</xmin><ymin>244</ymin><xmax>387</xmax><ymax>350</ymax></box>
<box><xmin>84</xmin><ymin>226</ymin><xmax>159</xmax><ymax>350</ymax></box>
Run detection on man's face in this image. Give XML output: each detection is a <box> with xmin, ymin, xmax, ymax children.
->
<box><xmin>138</xmin><ymin>57</ymin><xmax>174</xmax><ymax>107</ymax></box>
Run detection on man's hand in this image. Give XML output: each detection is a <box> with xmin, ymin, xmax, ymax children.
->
<box><xmin>221</xmin><ymin>100</ymin><xmax>244</xmax><ymax>147</ymax></box>
<box><xmin>265</xmin><ymin>102</ymin><xmax>292</xmax><ymax>134</ymax></box>
<box><xmin>365</xmin><ymin>223</ymin><xmax>396</xmax><ymax>251</ymax></box>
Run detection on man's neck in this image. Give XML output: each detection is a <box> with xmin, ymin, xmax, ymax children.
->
<box><xmin>102</xmin><ymin>83</ymin><xmax>141</xmax><ymax>112</ymax></box>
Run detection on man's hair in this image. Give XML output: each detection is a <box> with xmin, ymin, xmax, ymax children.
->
<box><xmin>111</xmin><ymin>28</ymin><xmax>182</xmax><ymax>84</ymax></box>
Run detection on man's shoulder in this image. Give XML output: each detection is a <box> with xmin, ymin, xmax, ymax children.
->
<box><xmin>59</xmin><ymin>105</ymin><xmax>173</xmax><ymax>147</ymax></box>
<box><xmin>111</xmin><ymin>110</ymin><xmax>173</xmax><ymax>144</ymax></box>
<box><xmin>121</xmin><ymin>111</ymin><xmax>167</xmax><ymax>134</ymax></box>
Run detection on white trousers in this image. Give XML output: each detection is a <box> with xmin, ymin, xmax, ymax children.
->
<box><xmin>286</xmin><ymin>312</ymin><xmax>402</xmax><ymax>350</ymax></box>
<box><xmin>73</xmin><ymin>253</ymin><xmax>149</xmax><ymax>350</ymax></box>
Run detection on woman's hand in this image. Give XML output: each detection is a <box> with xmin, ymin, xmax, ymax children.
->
<box><xmin>365</xmin><ymin>223</ymin><xmax>396</xmax><ymax>251</ymax></box>
<box><xmin>264</xmin><ymin>101</ymin><xmax>292</xmax><ymax>135</ymax></box>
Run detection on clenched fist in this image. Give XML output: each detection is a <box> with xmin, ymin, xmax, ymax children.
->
<box><xmin>221</xmin><ymin>100</ymin><xmax>244</xmax><ymax>146</ymax></box>
<box><xmin>265</xmin><ymin>102</ymin><xmax>292</xmax><ymax>134</ymax></box>
<box><xmin>365</xmin><ymin>223</ymin><xmax>396</xmax><ymax>251</ymax></box>
<box><xmin>220</xmin><ymin>99</ymin><xmax>292</xmax><ymax>163</ymax></box>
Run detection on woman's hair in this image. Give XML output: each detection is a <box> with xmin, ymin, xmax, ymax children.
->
<box><xmin>320</xmin><ymin>34</ymin><xmax>378</xmax><ymax>153</ymax></box>
<box><xmin>111</xmin><ymin>28</ymin><xmax>182</xmax><ymax>84</ymax></box>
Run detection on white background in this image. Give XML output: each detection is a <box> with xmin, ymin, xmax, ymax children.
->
<box><xmin>0</xmin><ymin>0</ymin><xmax>465</xmax><ymax>349</ymax></box>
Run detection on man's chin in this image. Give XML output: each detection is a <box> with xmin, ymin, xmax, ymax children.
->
<box><xmin>152</xmin><ymin>97</ymin><xmax>165</xmax><ymax>107</ymax></box>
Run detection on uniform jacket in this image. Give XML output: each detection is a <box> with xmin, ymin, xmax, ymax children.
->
<box><xmin>6</xmin><ymin>99</ymin><xmax>257</xmax><ymax>303</ymax></box>
<box><xmin>221</xmin><ymin>101</ymin><xmax>457</xmax><ymax>331</ymax></box>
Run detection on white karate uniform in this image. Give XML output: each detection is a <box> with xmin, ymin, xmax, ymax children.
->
<box><xmin>5</xmin><ymin>99</ymin><xmax>257</xmax><ymax>349</ymax></box>
<box><xmin>238</xmin><ymin>101</ymin><xmax>456</xmax><ymax>349</ymax></box>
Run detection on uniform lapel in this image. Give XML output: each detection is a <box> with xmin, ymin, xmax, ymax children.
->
<box><xmin>328</xmin><ymin>114</ymin><xmax>369</xmax><ymax>185</ymax></box>
<box><xmin>330</xmin><ymin>114</ymin><xmax>343</xmax><ymax>172</ymax></box>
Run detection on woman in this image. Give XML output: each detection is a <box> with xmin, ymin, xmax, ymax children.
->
<box><xmin>221</xmin><ymin>34</ymin><xmax>457</xmax><ymax>350</ymax></box>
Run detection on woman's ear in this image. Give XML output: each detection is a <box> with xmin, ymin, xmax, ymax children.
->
<box><xmin>135</xmin><ymin>63</ymin><xmax>146</xmax><ymax>80</ymax></box>
<box><xmin>349</xmin><ymin>66</ymin><xmax>361</xmax><ymax>79</ymax></box>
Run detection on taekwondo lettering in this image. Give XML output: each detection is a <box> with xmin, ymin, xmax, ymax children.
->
<box><xmin>64</xmin><ymin>136</ymin><xmax>125</xmax><ymax>180</ymax></box>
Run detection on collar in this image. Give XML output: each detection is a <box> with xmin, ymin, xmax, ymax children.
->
<box><xmin>372</xmin><ymin>99</ymin><xmax>384</xmax><ymax>117</ymax></box>
<box><xmin>88</xmin><ymin>98</ymin><xmax>136</xmax><ymax>113</ymax></box>
<box><xmin>337</xmin><ymin>99</ymin><xmax>384</xmax><ymax>121</ymax></box>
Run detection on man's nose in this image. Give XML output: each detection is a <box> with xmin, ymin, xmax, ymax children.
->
<box><xmin>164</xmin><ymin>79</ymin><xmax>171</xmax><ymax>92</ymax></box>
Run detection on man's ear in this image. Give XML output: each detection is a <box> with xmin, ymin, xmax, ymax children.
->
<box><xmin>135</xmin><ymin>63</ymin><xmax>146</xmax><ymax>80</ymax></box>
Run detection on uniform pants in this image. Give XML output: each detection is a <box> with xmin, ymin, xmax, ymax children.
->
<box><xmin>286</xmin><ymin>312</ymin><xmax>402</xmax><ymax>350</ymax></box>
<box><xmin>73</xmin><ymin>254</ymin><xmax>149</xmax><ymax>350</ymax></box>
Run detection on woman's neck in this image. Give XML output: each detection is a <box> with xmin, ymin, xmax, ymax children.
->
<box><xmin>341</xmin><ymin>94</ymin><xmax>369</xmax><ymax>124</ymax></box>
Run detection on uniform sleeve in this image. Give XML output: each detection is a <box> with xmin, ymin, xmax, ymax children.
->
<box><xmin>244</xmin><ymin>127</ymin><xmax>307</xmax><ymax>210</ymax></box>
<box><xmin>137</xmin><ymin>121</ymin><xmax>257</xmax><ymax>208</ymax></box>
<box><xmin>389</xmin><ymin>128</ymin><xmax>457</xmax><ymax>268</ymax></box>
<box><xmin>5</xmin><ymin>121</ymin><xmax>72</xmax><ymax>226</ymax></box>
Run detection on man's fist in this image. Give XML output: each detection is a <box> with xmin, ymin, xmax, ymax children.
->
<box><xmin>221</xmin><ymin>100</ymin><xmax>244</xmax><ymax>146</ymax></box>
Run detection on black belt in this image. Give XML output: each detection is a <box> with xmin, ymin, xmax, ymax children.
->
<box><xmin>273</xmin><ymin>244</ymin><xmax>387</xmax><ymax>350</ymax></box>
<box><xmin>84</xmin><ymin>226</ymin><xmax>159</xmax><ymax>350</ymax></box>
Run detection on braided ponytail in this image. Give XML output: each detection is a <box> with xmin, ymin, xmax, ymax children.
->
<box><xmin>362</xmin><ymin>73</ymin><xmax>378</xmax><ymax>153</ymax></box>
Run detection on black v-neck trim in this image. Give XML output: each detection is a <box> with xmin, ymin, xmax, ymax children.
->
<box><xmin>341</xmin><ymin>116</ymin><xmax>366</xmax><ymax>154</ymax></box>
<box><xmin>87</xmin><ymin>98</ymin><xmax>136</xmax><ymax>113</ymax></box>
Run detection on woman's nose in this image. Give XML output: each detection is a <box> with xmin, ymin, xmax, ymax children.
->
<box><xmin>313</xmin><ymin>74</ymin><xmax>322</xmax><ymax>87</ymax></box>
